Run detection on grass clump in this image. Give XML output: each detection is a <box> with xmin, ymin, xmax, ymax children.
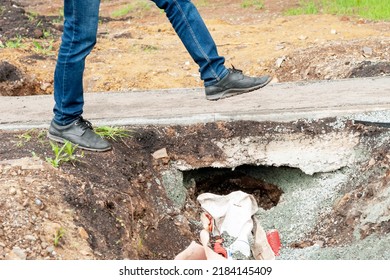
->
<box><xmin>46</xmin><ymin>141</ymin><xmax>83</xmax><ymax>168</ymax></box>
<box><xmin>111</xmin><ymin>0</ymin><xmax>151</xmax><ymax>18</ymax></box>
<box><xmin>0</xmin><ymin>35</ymin><xmax>25</xmax><ymax>49</ymax></box>
<box><xmin>285</xmin><ymin>0</ymin><xmax>390</xmax><ymax>21</ymax></box>
<box><xmin>285</xmin><ymin>1</ymin><xmax>319</xmax><ymax>15</ymax></box>
<box><xmin>241</xmin><ymin>0</ymin><xmax>264</xmax><ymax>10</ymax></box>
<box><xmin>15</xmin><ymin>129</ymin><xmax>47</xmax><ymax>147</ymax></box>
<box><xmin>94</xmin><ymin>126</ymin><xmax>131</xmax><ymax>141</ymax></box>
<box><xmin>53</xmin><ymin>227</ymin><xmax>65</xmax><ymax>247</ymax></box>
<box><xmin>33</xmin><ymin>40</ymin><xmax>55</xmax><ymax>55</ymax></box>
<box><xmin>15</xmin><ymin>130</ymin><xmax>33</xmax><ymax>147</ymax></box>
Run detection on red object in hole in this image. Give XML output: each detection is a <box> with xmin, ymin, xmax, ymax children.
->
<box><xmin>266</xmin><ymin>229</ymin><xmax>281</xmax><ymax>256</ymax></box>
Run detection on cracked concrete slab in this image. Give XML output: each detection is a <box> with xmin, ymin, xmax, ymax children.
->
<box><xmin>1</xmin><ymin>76</ymin><xmax>390</xmax><ymax>130</ymax></box>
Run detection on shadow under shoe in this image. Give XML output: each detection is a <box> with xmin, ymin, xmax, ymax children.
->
<box><xmin>47</xmin><ymin>117</ymin><xmax>112</xmax><ymax>152</ymax></box>
<box><xmin>205</xmin><ymin>67</ymin><xmax>272</xmax><ymax>101</ymax></box>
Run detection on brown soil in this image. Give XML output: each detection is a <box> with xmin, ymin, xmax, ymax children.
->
<box><xmin>1</xmin><ymin>120</ymin><xmax>390</xmax><ymax>260</ymax></box>
<box><xmin>1</xmin><ymin>0</ymin><xmax>390</xmax><ymax>260</ymax></box>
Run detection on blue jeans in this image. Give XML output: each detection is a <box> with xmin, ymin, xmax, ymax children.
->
<box><xmin>53</xmin><ymin>0</ymin><xmax>229</xmax><ymax>125</ymax></box>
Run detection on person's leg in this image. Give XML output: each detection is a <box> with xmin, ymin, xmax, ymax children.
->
<box><xmin>49</xmin><ymin>0</ymin><xmax>111</xmax><ymax>152</ymax></box>
<box><xmin>152</xmin><ymin>0</ymin><xmax>228</xmax><ymax>86</ymax></box>
<box><xmin>152</xmin><ymin>0</ymin><xmax>271</xmax><ymax>100</ymax></box>
<box><xmin>53</xmin><ymin>0</ymin><xmax>101</xmax><ymax>125</ymax></box>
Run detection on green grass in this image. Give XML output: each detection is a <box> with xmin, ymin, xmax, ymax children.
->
<box><xmin>52</xmin><ymin>8</ymin><xmax>64</xmax><ymax>24</ymax></box>
<box><xmin>15</xmin><ymin>129</ymin><xmax>47</xmax><ymax>147</ymax></box>
<box><xmin>94</xmin><ymin>126</ymin><xmax>131</xmax><ymax>141</ymax></box>
<box><xmin>27</xmin><ymin>11</ymin><xmax>39</xmax><ymax>22</ymax></box>
<box><xmin>285</xmin><ymin>1</ymin><xmax>319</xmax><ymax>15</ymax></box>
<box><xmin>111</xmin><ymin>0</ymin><xmax>151</xmax><ymax>18</ymax></box>
<box><xmin>46</xmin><ymin>141</ymin><xmax>83</xmax><ymax>168</ymax></box>
<box><xmin>33</xmin><ymin>40</ymin><xmax>55</xmax><ymax>55</ymax></box>
<box><xmin>0</xmin><ymin>35</ymin><xmax>25</xmax><ymax>49</ymax></box>
<box><xmin>241</xmin><ymin>0</ymin><xmax>264</xmax><ymax>10</ymax></box>
<box><xmin>53</xmin><ymin>227</ymin><xmax>65</xmax><ymax>247</ymax></box>
<box><xmin>15</xmin><ymin>130</ymin><xmax>33</xmax><ymax>146</ymax></box>
<box><xmin>285</xmin><ymin>0</ymin><xmax>390</xmax><ymax>20</ymax></box>
<box><xmin>111</xmin><ymin>5</ymin><xmax>134</xmax><ymax>17</ymax></box>
<box><xmin>43</xmin><ymin>29</ymin><xmax>53</xmax><ymax>39</ymax></box>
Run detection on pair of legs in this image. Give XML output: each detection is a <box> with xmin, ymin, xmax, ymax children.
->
<box><xmin>49</xmin><ymin>0</ymin><xmax>271</xmax><ymax>151</ymax></box>
<box><xmin>53</xmin><ymin>0</ymin><xmax>228</xmax><ymax>126</ymax></box>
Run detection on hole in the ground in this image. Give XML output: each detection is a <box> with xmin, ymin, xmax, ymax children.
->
<box><xmin>183</xmin><ymin>165</ymin><xmax>284</xmax><ymax>210</ymax></box>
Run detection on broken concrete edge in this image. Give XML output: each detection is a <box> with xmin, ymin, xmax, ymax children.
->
<box><xmin>158</xmin><ymin>122</ymin><xmax>390</xmax><ymax>260</ymax></box>
<box><xmin>2</xmin><ymin>107</ymin><xmax>390</xmax><ymax>131</ymax></box>
<box><xmin>1</xmin><ymin>75</ymin><xmax>390</xmax><ymax>130</ymax></box>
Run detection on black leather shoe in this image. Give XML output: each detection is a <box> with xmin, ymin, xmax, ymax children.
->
<box><xmin>205</xmin><ymin>66</ymin><xmax>272</xmax><ymax>100</ymax></box>
<box><xmin>48</xmin><ymin>117</ymin><xmax>112</xmax><ymax>152</ymax></box>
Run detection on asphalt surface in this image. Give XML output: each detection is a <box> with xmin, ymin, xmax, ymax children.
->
<box><xmin>1</xmin><ymin>76</ymin><xmax>389</xmax><ymax>130</ymax></box>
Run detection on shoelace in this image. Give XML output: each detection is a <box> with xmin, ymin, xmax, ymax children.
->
<box><xmin>230</xmin><ymin>65</ymin><xmax>243</xmax><ymax>74</ymax></box>
<box><xmin>74</xmin><ymin>116</ymin><xmax>93</xmax><ymax>130</ymax></box>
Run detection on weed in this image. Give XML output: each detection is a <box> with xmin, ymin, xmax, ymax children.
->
<box><xmin>15</xmin><ymin>129</ymin><xmax>47</xmax><ymax>147</ymax></box>
<box><xmin>33</xmin><ymin>40</ymin><xmax>54</xmax><ymax>55</ymax></box>
<box><xmin>37</xmin><ymin>129</ymin><xmax>47</xmax><ymax>140</ymax></box>
<box><xmin>112</xmin><ymin>4</ymin><xmax>135</xmax><ymax>17</ymax></box>
<box><xmin>111</xmin><ymin>0</ymin><xmax>151</xmax><ymax>18</ymax></box>
<box><xmin>16</xmin><ymin>130</ymin><xmax>33</xmax><ymax>141</ymax></box>
<box><xmin>52</xmin><ymin>9</ymin><xmax>64</xmax><ymax>24</ymax></box>
<box><xmin>53</xmin><ymin>227</ymin><xmax>65</xmax><ymax>247</ymax></box>
<box><xmin>241</xmin><ymin>0</ymin><xmax>264</xmax><ymax>10</ymax></box>
<box><xmin>94</xmin><ymin>126</ymin><xmax>131</xmax><ymax>141</ymax></box>
<box><xmin>27</xmin><ymin>11</ymin><xmax>39</xmax><ymax>22</ymax></box>
<box><xmin>15</xmin><ymin>129</ymin><xmax>34</xmax><ymax>147</ymax></box>
<box><xmin>43</xmin><ymin>29</ymin><xmax>53</xmax><ymax>39</ymax></box>
<box><xmin>36</xmin><ymin>19</ymin><xmax>43</xmax><ymax>28</ymax></box>
<box><xmin>46</xmin><ymin>141</ymin><xmax>83</xmax><ymax>168</ymax></box>
<box><xmin>0</xmin><ymin>35</ymin><xmax>25</xmax><ymax>49</ymax></box>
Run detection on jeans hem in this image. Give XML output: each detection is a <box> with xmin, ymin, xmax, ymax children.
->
<box><xmin>204</xmin><ymin>68</ymin><xmax>229</xmax><ymax>87</ymax></box>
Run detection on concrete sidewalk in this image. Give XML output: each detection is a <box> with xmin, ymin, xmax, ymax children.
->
<box><xmin>1</xmin><ymin>76</ymin><xmax>389</xmax><ymax>130</ymax></box>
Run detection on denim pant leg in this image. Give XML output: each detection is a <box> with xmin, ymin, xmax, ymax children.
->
<box><xmin>152</xmin><ymin>0</ymin><xmax>229</xmax><ymax>86</ymax></box>
<box><xmin>53</xmin><ymin>0</ymin><xmax>101</xmax><ymax>126</ymax></box>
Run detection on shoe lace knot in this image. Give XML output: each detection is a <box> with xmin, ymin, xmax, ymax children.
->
<box><xmin>75</xmin><ymin>116</ymin><xmax>93</xmax><ymax>130</ymax></box>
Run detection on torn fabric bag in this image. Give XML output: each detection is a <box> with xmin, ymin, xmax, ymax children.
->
<box><xmin>175</xmin><ymin>190</ymin><xmax>275</xmax><ymax>260</ymax></box>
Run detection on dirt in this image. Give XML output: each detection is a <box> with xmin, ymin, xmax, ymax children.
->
<box><xmin>2</xmin><ymin>119</ymin><xmax>390</xmax><ymax>260</ymax></box>
<box><xmin>1</xmin><ymin>0</ymin><xmax>390</xmax><ymax>260</ymax></box>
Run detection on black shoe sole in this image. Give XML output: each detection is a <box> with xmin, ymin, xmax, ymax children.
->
<box><xmin>206</xmin><ymin>76</ymin><xmax>272</xmax><ymax>101</ymax></box>
<box><xmin>47</xmin><ymin>132</ymin><xmax>112</xmax><ymax>152</ymax></box>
